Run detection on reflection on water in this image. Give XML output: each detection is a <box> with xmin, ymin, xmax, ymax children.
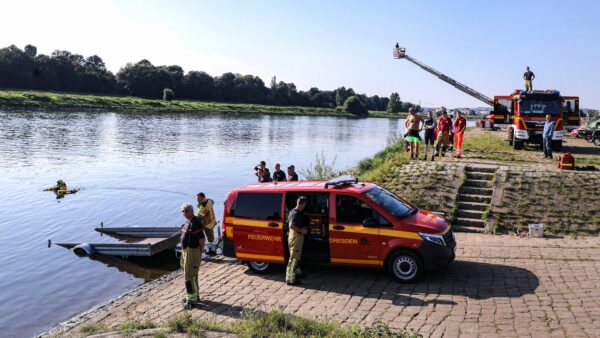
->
<box><xmin>0</xmin><ymin>110</ymin><xmax>403</xmax><ymax>337</ymax></box>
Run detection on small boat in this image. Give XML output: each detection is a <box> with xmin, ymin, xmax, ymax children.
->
<box><xmin>56</xmin><ymin>226</ymin><xmax>181</xmax><ymax>257</ymax></box>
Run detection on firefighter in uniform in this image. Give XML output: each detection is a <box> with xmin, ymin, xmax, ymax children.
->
<box><xmin>180</xmin><ymin>203</ymin><xmax>205</xmax><ymax>309</ymax></box>
<box><xmin>196</xmin><ymin>192</ymin><xmax>217</xmax><ymax>255</ymax></box>
<box><xmin>286</xmin><ymin>196</ymin><xmax>308</xmax><ymax>286</ymax></box>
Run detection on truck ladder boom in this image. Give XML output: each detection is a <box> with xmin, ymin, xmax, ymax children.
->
<box><xmin>395</xmin><ymin>49</ymin><xmax>493</xmax><ymax>106</ymax></box>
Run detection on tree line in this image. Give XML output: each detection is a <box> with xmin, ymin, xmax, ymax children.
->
<box><xmin>0</xmin><ymin>44</ymin><xmax>420</xmax><ymax>114</ymax></box>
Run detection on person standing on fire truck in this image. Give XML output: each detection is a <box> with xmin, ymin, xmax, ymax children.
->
<box><xmin>286</xmin><ymin>196</ymin><xmax>308</xmax><ymax>286</ymax></box>
<box><xmin>524</xmin><ymin>67</ymin><xmax>535</xmax><ymax>91</ymax></box>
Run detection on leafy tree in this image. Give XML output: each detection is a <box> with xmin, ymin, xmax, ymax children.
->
<box><xmin>387</xmin><ymin>92</ymin><xmax>402</xmax><ymax>113</ymax></box>
<box><xmin>24</xmin><ymin>44</ymin><xmax>37</xmax><ymax>58</ymax></box>
<box><xmin>116</xmin><ymin>60</ymin><xmax>172</xmax><ymax>98</ymax></box>
<box><xmin>214</xmin><ymin>72</ymin><xmax>236</xmax><ymax>101</ymax></box>
<box><xmin>231</xmin><ymin>74</ymin><xmax>269</xmax><ymax>103</ymax></box>
<box><xmin>182</xmin><ymin>71</ymin><xmax>214</xmax><ymax>99</ymax></box>
<box><xmin>335</xmin><ymin>86</ymin><xmax>355</xmax><ymax>107</ymax></box>
<box><xmin>163</xmin><ymin>88</ymin><xmax>175</xmax><ymax>101</ymax></box>
<box><xmin>343</xmin><ymin>96</ymin><xmax>368</xmax><ymax>117</ymax></box>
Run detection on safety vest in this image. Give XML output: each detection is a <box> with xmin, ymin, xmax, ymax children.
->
<box><xmin>198</xmin><ymin>199</ymin><xmax>216</xmax><ymax>230</ymax></box>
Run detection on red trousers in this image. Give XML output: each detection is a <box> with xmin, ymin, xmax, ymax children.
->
<box><xmin>454</xmin><ymin>132</ymin><xmax>464</xmax><ymax>156</ymax></box>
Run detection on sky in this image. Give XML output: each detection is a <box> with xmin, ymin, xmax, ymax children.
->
<box><xmin>1</xmin><ymin>0</ymin><xmax>599</xmax><ymax>108</ymax></box>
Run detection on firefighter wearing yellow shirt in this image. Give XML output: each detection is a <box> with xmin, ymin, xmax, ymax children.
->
<box><xmin>196</xmin><ymin>192</ymin><xmax>217</xmax><ymax>255</ymax></box>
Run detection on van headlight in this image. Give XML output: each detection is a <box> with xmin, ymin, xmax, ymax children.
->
<box><xmin>418</xmin><ymin>233</ymin><xmax>446</xmax><ymax>246</ymax></box>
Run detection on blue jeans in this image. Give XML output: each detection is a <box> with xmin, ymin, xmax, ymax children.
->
<box><xmin>543</xmin><ymin>137</ymin><xmax>552</xmax><ymax>158</ymax></box>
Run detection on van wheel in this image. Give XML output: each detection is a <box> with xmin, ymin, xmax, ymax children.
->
<box><xmin>387</xmin><ymin>250</ymin><xmax>423</xmax><ymax>283</ymax></box>
<box><xmin>513</xmin><ymin>140</ymin><xmax>524</xmax><ymax>150</ymax></box>
<box><xmin>247</xmin><ymin>261</ymin><xmax>271</xmax><ymax>274</ymax></box>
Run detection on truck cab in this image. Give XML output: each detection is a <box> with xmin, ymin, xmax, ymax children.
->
<box><xmin>492</xmin><ymin>90</ymin><xmax>565</xmax><ymax>151</ymax></box>
<box><xmin>221</xmin><ymin>176</ymin><xmax>455</xmax><ymax>283</ymax></box>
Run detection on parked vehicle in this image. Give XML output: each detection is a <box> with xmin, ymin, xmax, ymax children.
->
<box><xmin>573</xmin><ymin>119</ymin><xmax>600</xmax><ymax>142</ymax></box>
<box><xmin>221</xmin><ymin>176</ymin><xmax>456</xmax><ymax>283</ymax></box>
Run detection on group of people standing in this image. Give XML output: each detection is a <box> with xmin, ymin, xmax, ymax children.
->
<box><xmin>405</xmin><ymin>107</ymin><xmax>467</xmax><ymax>161</ymax></box>
<box><xmin>254</xmin><ymin>161</ymin><xmax>299</xmax><ymax>183</ymax></box>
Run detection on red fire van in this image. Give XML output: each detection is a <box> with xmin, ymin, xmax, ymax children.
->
<box><xmin>221</xmin><ymin>176</ymin><xmax>455</xmax><ymax>282</ymax></box>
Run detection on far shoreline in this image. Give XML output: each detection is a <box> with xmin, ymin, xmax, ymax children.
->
<box><xmin>0</xmin><ymin>89</ymin><xmax>408</xmax><ymax>119</ymax></box>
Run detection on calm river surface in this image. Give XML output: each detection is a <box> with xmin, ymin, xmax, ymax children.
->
<box><xmin>0</xmin><ymin>110</ymin><xmax>407</xmax><ymax>337</ymax></box>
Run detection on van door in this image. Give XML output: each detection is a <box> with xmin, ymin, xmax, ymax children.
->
<box><xmin>230</xmin><ymin>192</ymin><xmax>285</xmax><ymax>264</ymax></box>
<box><xmin>329</xmin><ymin>194</ymin><xmax>383</xmax><ymax>267</ymax></box>
<box><xmin>284</xmin><ymin>192</ymin><xmax>330</xmax><ymax>263</ymax></box>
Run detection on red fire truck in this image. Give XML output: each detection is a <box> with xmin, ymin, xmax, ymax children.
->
<box><xmin>492</xmin><ymin>90</ymin><xmax>576</xmax><ymax>150</ymax></box>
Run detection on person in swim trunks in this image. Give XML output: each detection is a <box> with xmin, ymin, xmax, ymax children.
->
<box><xmin>423</xmin><ymin>111</ymin><xmax>437</xmax><ymax>161</ymax></box>
<box><xmin>405</xmin><ymin>107</ymin><xmax>423</xmax><ymax>160</ymax></box>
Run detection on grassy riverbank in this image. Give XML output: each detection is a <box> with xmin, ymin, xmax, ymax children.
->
<box><xmin>355</xmin><ymin>128</ymin><xmax>600</xmax><ymax>234</ymax></box>
<box><xmin>0</xmin><ymin>90</ymin><xmax>405</xmax><ymax>118</ymax></box>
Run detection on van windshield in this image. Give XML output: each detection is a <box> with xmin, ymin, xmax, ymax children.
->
<box><xmin>363</xmin><ymin>186</ymin><xmax>416</xmax><ymax>219</ymax></box>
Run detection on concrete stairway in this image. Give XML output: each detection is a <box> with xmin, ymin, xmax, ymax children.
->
<box><xmin>453</xmin><ymin>166</ymin><xmax>496</xmax><ymax>233</ymax></box>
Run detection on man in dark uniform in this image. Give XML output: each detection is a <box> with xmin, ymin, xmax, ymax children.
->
<box><xmin>287</xmin><ymin>165</ymin><xmax>299</xmax><ymax>181</ymax></box>
<box><xmin>272</xmin><ymin>163</ymin><xmax>287</xmax><ymax>182</ymax></box>
<box><xmin>180</xmin><ymin>203</ymin><xmax>205</xmax><ymax>309</ymax></box>
<box><xmin>524</xmin><ymin>66</ymin><xmax>535</xmax><ymax>91</ymax></box>
<box><xmin>286</xmin><ymin>196</ymin><xmax>308</xmax><ymax>285</ymax></box>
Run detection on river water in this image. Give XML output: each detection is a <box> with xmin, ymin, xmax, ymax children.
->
<box><xmin>0</xmin><ymin>110</ymin><xmax>408</xmax><ymax>337</ymax></box>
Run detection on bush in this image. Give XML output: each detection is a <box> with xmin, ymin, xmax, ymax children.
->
<box><xmin>387</xmin><ymin>92</ymin><xmax>402</xmax><ymax>114</ymax></box>
<box><xmin>343</xmin><ymin>96</ymin><xmax>368</xmax><ymax>117</ymax></box>
<box><xmin>301</xmin><ymin>152</ymin><xmax>338</xmax><ymax>180</ymax></box>
<box><xmin>163</xmin><ymin>88</ymin><xmax>175</xmax><ymax>101</ymax></box>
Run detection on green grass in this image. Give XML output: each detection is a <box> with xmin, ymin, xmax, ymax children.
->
<box><xmin>355</xmin><ymin>137</ymin><xmax>410</xmax><ymax>182</ymax></box>
<box><xmin>79</xmin><ymin>323</ymin><xmax>110</xmax><ymax>336</ymax></box>
<box><xmin>462</xmin><ymin>130</ymin><xmax>532</xmax><ymax>163</ymax></box>
<box><xmin>118</xmin><ymin>319</ymin><xmax>156</xmax><ymax>335</ymax></box>
<box><xmin>0</xmin><ymin>89</ymin><xmax>405</xmax><ymax>119</ymax></box>
<box><xmin>165</xmin><ymin>310</ymin><xmax>420</xmax><ymax>338</ymax></box>
<box><xmin>464</xmin><ymin>128</ymin><xmax>600</xmax><ymax>166</ymax></box>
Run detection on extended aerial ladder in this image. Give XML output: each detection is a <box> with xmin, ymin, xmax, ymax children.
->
<box><xmin>393</xmin><ymin>46</ymin><xmax>494</xmax><ymax>106</ymax></box>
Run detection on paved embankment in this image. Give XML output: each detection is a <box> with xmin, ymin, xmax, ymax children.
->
<box><xmin>44</xmin><ymin>233</ymin><xmax>600</xmax><ymax>338</ymax></box>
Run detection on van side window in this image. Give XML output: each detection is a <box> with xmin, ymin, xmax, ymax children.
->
<box><xmin>233</xmin><ymin>193</ymin><xmax>282</xmax><ymax>221</ymax></box>
<box><xmin>336</xmin><ymin>195</ymin><xmax>391</xmax><ymax>226</ymax></box>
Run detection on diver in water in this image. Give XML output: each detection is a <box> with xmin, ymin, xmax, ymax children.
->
<box><xmin>45</xmin><ymin>180</ymin><xmax>79</xmax><ymax>198</ymax></box>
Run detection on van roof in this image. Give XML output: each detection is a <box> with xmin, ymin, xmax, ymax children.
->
<box><xmin>234</xmin><ymin>180</ymin><xmax>375</xmax><ymax>193</ymax></box>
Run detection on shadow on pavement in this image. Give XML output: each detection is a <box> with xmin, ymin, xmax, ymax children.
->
<box><xmin>244</xmin><ymin>259</ymin><xmax>539</xmax><ymax>306</ymax></box>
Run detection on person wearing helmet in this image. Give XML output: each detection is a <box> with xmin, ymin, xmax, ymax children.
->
<box><xmin>46</xmin><ymin>180</ymin><xmax>68</xmax><ymax>193</ymax></box>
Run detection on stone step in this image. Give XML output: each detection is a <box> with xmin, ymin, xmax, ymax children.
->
<box><xmin>452</xmin><ymin>225</ymin><xmax>486</xmax><ymax>233</ymax></box>
<box><xmin>463</xmin><ymin>179</ymin><xmax>490</xmax><ymax>188</ymax></box>
<box><xmin>456</xmin><ymin>209</ymin><xmax>484</xmax><ymax>219</ymax></box>
<box><xmin>465</xmin><ymin>172</ymin><xmax>495</xmax><ymax>181</ymax></box>
<box><xmin>457</xmin><ymin>201</ymin><xmax>489</xmax><ymax>211</ymax></box>
<box><xmin>454</xmin><ymin>217</ymin><xmax>486</xmax><ymax>228</ymax></box>
<box><xmin>465</xmin><ymin>166</ymin><xmax>497</xmax><ymax>174</ymax></box>
<box><xmin>459</xmin><ymin>187</ymin><xmax>493</xmax><ymax>196</ymax></box>
<box><xmin>457</xmin><ymin>194</ymin><xmax>492</xmax><ymax>204</ymax></box>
